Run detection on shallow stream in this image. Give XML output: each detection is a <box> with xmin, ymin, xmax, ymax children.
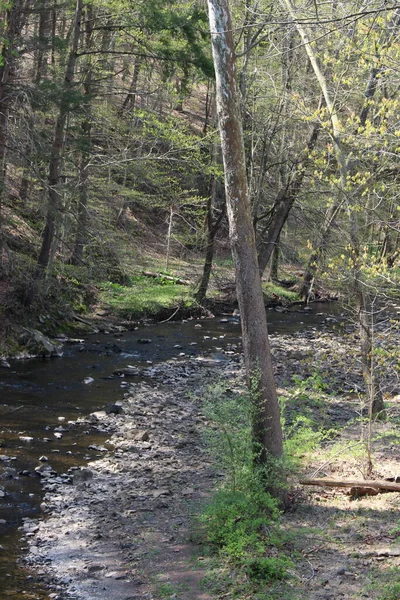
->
<box><xmin>0</xmin><ymin>303</ymin><xmax>342</xmax><ymax>598</ymax></box>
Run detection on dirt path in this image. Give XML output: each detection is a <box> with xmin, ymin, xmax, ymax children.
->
<box><xmin>23</xmin><ymin>328</ymin><xmax>400</xmax><ymax>600</ymax></box>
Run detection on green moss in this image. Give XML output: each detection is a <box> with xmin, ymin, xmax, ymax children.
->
<box><xmin>98</xmin><ymin>276</ymin><xmax>195</xmax><ymax>318</ymax></box>
<box><xmin>262</xmin><ymin>282</ymin><xmax>299</xmax><ymax>303</ymax></box>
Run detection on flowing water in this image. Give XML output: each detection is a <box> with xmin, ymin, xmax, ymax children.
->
<box><xmin>0</xmin><ymin>303</ymin><xmax>342</xmax><ymax>598</ymax></box>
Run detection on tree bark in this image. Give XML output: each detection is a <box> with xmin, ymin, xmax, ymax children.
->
<box><xmin>257</xmin><ymin>122</ymin><xmax>320</xmax><ymax>276</ymax></box>
<box><xmin>71</xmin><ymin>4</ymin><xmax>93</xmax><ymax>265</ymax></box>
<box><xmin>207</xmin><ymin>0</ymin><xmax>283</xmax><ymax>465</ymax></box>
<box><xmin>195</xmin><ymin>176</ymin><xmax>225</xmax><ymax>303</ymax></box>
<box><xmin>0</xmin><ymin>0</ymin><xmax>27</xmax><ymax>276</ymax></box>
<box><xmin>121</xmin><ymin>54</ymin><xmax>142</xmax><ymax>112</ymax></box>
<box><xmin>34</xmin><ymin>0</ymin><xmax>83</xmax><ymax>283</ymax></box>
<box><xmin>35</xmin><ymin>0</ymin><xmax>51</xmax><ymax>83</ymax></box>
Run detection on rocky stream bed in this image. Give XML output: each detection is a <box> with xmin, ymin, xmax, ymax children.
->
<box><xmin>2</xmin><ymin>313</ymin><xmax>400</xmax><ymax>600</ymax></box>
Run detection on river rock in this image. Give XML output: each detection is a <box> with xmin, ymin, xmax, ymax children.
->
<box><xmin>133</xmin><ymin>430</ymin><xmax>149</xmax><ymax>442</ymax></box>
<box><xmin>35</xmin><ymin>464</ymin><xmax>56</xmax><ymax>477</ymax></box>
<box><xmin>105</xmin><ymin>403</ymin><xmax>123</xmax><ymax>415</ymax></box>
<box><xmin>22</xmin><ymin>328</ymin><xmax>63</xmax><ymax>357</ymax></box>
<box><xmin>113</xmin><ymin>367</ymin><xmax>141</xmax><ymax>377</ymax></box>
<box><xmin>19</xmin><ymin>436</ymin><xmax>34</xmax><ymax>443</ymax></box>
<box><xmin>72</xmin><ymin>468</ymin><xmax>94</xmax><ymax>484</ymax></box>
<box><xmin>137</xmin><ymin>338</ymin><xmax>152</xmax><ymax>344</ymax></box>
<box><xmin>0</xmin><ymin>467</ymin><xmax>17</xmax><ymax>479</ymax></box>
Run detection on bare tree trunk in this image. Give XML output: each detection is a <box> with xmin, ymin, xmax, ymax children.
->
<box><xmin>165</xmin><ymin>205</ymin><xmax>173</xmax><ymax>271</ymax></box>
<box><xmin>357</xmin><ymin>292</ymin><xmax>384</xmax><ymax>418</ymax></box>
<box><xmin>269</xmin><ymin>237</ymin><xmax>280</xmax><ymax>281</ymax></box>
<box><xmin>71</xmin><ymin>4</ymin><xmax>93</xmax><ymax>265</ymax></box>
<box><xmin>0</xmin><ymin>0</ymin><xmax>27</xmax><ymax>276</ymax></box>
<box><xmin>121</xmin><ymin>55</ymin><xmax>142</xmax><ymax>112</ymax></box>
<box><xmin>195</xmin><ymin>173</ymin><xmax>225</xmax><ymax>303</ymax></box>
<box><xmin>207</xmin><ymin>0</ymin><xmax>283</xmax><ymax>466</ymax></box>
<box><xmin>35</xmin><ymin>0</ymin><xmax>51</xmax><ymax>83</ymax></box>
<box><xmin>257</xmin><ymin>123</ymin><xmax>320</xmax><ymax>277</ymax></box>
<box><xmin>29</xmin><ymin>0</ymin><xmax>83</xmax><ymax>298</ymax></box>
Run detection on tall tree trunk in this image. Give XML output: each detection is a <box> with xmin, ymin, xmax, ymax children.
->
<box><xmin>31</xmin><ymin>0</ymin><xmax>83</xmax><ymax>293</ymax></box>
<box><xmin>71</xmin><ymin>4</ymin><xmax>93</xmax><ymax>265</ymax></box>
<box><xmin>0</xmin><ymin>0</ymin><xmax>27</xmax><ymax>276</ymax></box>
<box><xmin>195</xmin><ymin>172</ymin><xmax>225</xmax><ymax>303</ymax></box>
<box><xmin>257</xmin><ymin>122</ymin><xmax>320</xmax><ymax>276</ymax></box>
<box><xmin>121</xmin><ymin>55</ymin><xmax>142</xmax><ymax>112</ymax></box>
<box><xmin>207</xmin><ymin>0</ymin><xmax>283</xmax><ymax>466</ymax></box>
<box><xmin>269</xmin><ymin>237</ymin><xmax>280</xmax><ymax>281</ymax></box>
<box><xmin>357</xmin><ymin>291</ymin><xmax>384</xmax><ymax>418</ymax></box>
<box><xmin>282</xmin><ymin>0</ymin><xmax>387</xmax><ymax>424</ymax></box>
<box><xmin>35</xmin><ymin>0</ymin><xmax>51</xmax><ymax>83</ymax></box>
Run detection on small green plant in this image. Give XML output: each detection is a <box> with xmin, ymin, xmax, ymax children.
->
<box><xmin>378</xmin><ymin>578</ymin><xmax>400</xmax><ymax>600</ymax></box>
<box><xmin>379</xmin><ymin>583</ymin><xmax>400</xmax><ymax>600</ymax></box>
<box><xmin>200</xmin><ymin>488</ymin><xmax>280</xmax><ymax>561</ymax></box>
<box><xmin>245</xmin><ymin>556</ymin><xmax>291</xmax><ymax>582</ymax></box>
<box><xmin>283</xmin><ymin>415</ymin><xmax>328</xmax><ymax>464</ymax></box>
<box><xmin>156</xmin><ymin>582</ymin><xmax>176</xmax><ymax>598</ymax></box>
<box><xmin>389</xmin><ymin>520</ymin><xmax>400</xmax><ymax>538</ymax></box>
<box><xmin>198</xmin><ymin>381</ymin><xmax>293</xmax><ymax>594</ymax></box>
<box><xmin>202</xmin><ymin>382</ymin><xmax>253</xmax><ymax>490</ymax></box>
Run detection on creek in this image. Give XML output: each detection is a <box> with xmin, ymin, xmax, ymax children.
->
<box><xmin>0</xmin><ymin>303</ymin><xmax>342</xmax><ymax>599</ymax></box>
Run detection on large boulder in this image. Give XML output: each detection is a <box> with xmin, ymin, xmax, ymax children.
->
<box><xmin>21</xmin><ymin>328</ymin><xmax>63</xmax><ymax>358</ymax></box>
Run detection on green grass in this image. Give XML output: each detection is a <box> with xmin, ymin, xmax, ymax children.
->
<box><xmin>262</xmin><ymin>281</ymin><xmax>299</xmax><ymax>303</ymax></box>
<box><xmin>98</xmin><ymin>276</ymin><xmax>195</xmax><ymax>318</ymax></box>
<box><xmin>364</xmin><ymin>567</ymin><xmax>400</xmax><ymax>600</ymax></box>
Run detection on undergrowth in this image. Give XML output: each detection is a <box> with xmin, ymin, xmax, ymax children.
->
<box><xmin>196</xmin><ymin>373</ymin><xmax>355</xmax><ymax>598</ymax></box>
<box><xmin>98</xmin><ymin>274</ymin><xmax>194</xmax><ymax>318</ymax></box>
<box><xmin>197</xmin><ymin>381</ymin><xmax>322</xmax><ymax>597</ymax></box>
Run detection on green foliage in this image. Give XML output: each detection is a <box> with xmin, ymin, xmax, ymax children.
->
<box><xmin>98</xmin><ymin>276</ymin><xmax>193</xmax><ymax>318</ymax></box>
<box><xmin>374</xmin><ymin>568</ymin><xmax>400</xmax><ymax>600</ymax></box>
<box><xmin>202</xmin><ymin>382</ymin><xmax>253</xmax><ymax>490</ymax></box>
<box><xmin>245</xmin><ymin>556</ymin><xmax>291</xmax><ymax>582</ymax></box>
<box><xmin>138</xmin><ymin>0</ymin><xmax>213</xmax><ymax>80</ymax></box>
<box><xmin>283</xmin><ymin>415</ymin><xmax>327</xmax><ymax>464</ymax></box>
<box><xmin>198</xmin><ymin>382</ymin><xmax>296</xmax><ymax>596</ymax></box>
<box><xmin>200</xmin><ymin>488</ymin><xmax>280</xmax><ymax>562</ymax></box>
<box><xmin>262</xmin><ymin>282</ymin><xmax>299</xmax><ymax>304</ymax></box>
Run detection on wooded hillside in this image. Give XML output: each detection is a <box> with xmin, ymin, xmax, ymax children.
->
<box><xmin>0</xmin><ymin>0</ymin><xmax>399</xmax><ymax>348</ymax></box>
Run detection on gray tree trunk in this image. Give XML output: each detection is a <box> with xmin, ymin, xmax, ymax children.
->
<box><xmin>35</xmin><ymin>0</ymin><xmax>83</xmax><ymax>279</ymax></box>
<box><xmin>71</xmin><ymin>4</ymin><xmax>93</xmax><ymax>265</ymax></box>
<box><xmin>207</xmin><ymin>0</ymin><xmax>283</xmax><ymax>465</ymax></box>
<box><xmin>0</xmin><ymin>0</ymin><xmax>27</xmax><ymax>276</ymax></box>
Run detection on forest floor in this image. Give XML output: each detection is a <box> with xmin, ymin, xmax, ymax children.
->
<box><xmin>23</xmin><ymin>325</ymin><xmax>400</xmax><ymax>600</ymax></box>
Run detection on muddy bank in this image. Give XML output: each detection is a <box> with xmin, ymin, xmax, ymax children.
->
<box><xmin>22</xmin><ymin>325</ymin><xmax>400</xmax><ymax>599</ymax></box>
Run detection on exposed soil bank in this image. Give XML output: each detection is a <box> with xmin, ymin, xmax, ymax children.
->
<box><xmin>23</xmin><ymin>324</ymin><xmax>400</xmax><ymax>600</ymax></box>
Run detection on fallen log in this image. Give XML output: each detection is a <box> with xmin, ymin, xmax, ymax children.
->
<box><xmin>300</xmin><ymin>478</ymin><xmax>400</xmax><ymax>493</ymax></box>
<box><xmin>141</xmin><ymin>271</ymin><xmax>190</xmax><ymax>285</ymax></box>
